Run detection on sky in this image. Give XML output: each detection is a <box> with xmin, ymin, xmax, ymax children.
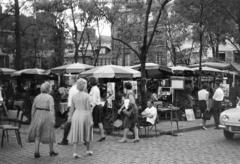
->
<box><xmin>1</xmin><ymin>0</ymin><xmax>111</xmax><ymax>36</ymax></box>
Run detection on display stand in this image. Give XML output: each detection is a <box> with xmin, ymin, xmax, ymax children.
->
<box><xmin>165</xmin><ymin>76</ymin><xmax>186</xmax><ymax>137</ymax></box>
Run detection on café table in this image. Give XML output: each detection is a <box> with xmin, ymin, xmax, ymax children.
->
<box><xmin>155</xmin><ymin>104</ymin><xmax>180</xmax><ymax>132</ymax></box>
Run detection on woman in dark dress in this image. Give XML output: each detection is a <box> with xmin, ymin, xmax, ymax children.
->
<box><xmin>118</xmin><ymin>92</ymin><xmax>140</xmax><ymax>143</ymax></box>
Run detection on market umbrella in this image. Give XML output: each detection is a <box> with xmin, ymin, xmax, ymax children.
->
<box><xmin>124</xmin><ymin>66</ymin><xmax>141</xmax><ymax>78</ymax></box>
<box><xmin>189</xmin><ymin>62</ymin><xmax>231</xmax><ymax>70</ymax></box>
<box><xmin>130</xmin><ymin>63</ymin><xmax>171</xmax><ymax>78</ymax></box>
<box><xmin>191</xmin><ymin>66</ymin><xmax>223</xmax><ymax>73</ymax></box>
<box><xmin>80</xmin><ymin>65</ymin><xmax>139</xmax><ymax>78</ymax></box>
<box><xmin>170</xmin><ymin>65</ymin><xmax>194</xmax><ymax>76</ymax></box>
<box><xmin>12</xmin><ymin>68</ymin><xmax>46</xmax><ymax>77</ymax></box>
<box><xmin>0</xmin><ymin>68</ymin><xmax>16</xmax><ymax>75</ymax></box>
<box><xmin>51</xmin><ymin>63</ymin><xmax>93</xmax><ymax>74</ymax></box>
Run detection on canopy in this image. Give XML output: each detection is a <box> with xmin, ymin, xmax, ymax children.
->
<box><xmin>191</xmin><ymin>66</ymin><xmax>223</xmax><ymax>73</ymax></box>
<box><xmin>170</xmin><ymin>66</ymin><xmax>192</xmax><ymax>71</ymax></box>
<box><xmin>12</xmin><ymin>68</ymin><xmax>46</xmax><ymax>76</ymax></box>
<box><xmin>80</xmin><ymin>65</ymin><xmax>140</xmax><ymax>78</ymax></box>
<box><xmin>51</xmin><ymin>63</ymin><xmax>93</xmax><ymax>74</ymax></box>
<box><xmin>170</xmin><ymin>65</ymin><xmax>194</xmax><ymax>76</ymax></box>
<box><xmin>130</xmin><ymin>63</ymin><xmax>171</xmax><ymax>78</ymax></box>
<box><xmin>130</xmin><ymin>63</ymin><xmax>160</xmax><ymax>70</ymax></box>
<box><xmin>124</xmin><ymin>66</ymin><xmax>141</xmax><ymax>78</ymax></box>
<box><xmin>189</xmin><ymin>62</ymin><xmax>231</xmax><ymax>70</ymax></box>
<box><xmin>0</xmin><ymin>68</ymin><xmax>16</xmax><ymax>75</ymax></box>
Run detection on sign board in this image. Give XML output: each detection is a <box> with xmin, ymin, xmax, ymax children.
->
<box><xmin>185</xmin><ymin>109</ymin><xmax>195</xmax><ymax>121</ymax></box>
<box><xmin>171</xmin><ymin>79</ymin><xmax>184</xmax><ymax>89</ymax></box>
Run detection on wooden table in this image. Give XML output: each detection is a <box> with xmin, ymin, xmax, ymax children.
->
<box><xmin>157</xmin><ymin>106</ymin><xmax>180</xmax><ymax>132</ymax></box>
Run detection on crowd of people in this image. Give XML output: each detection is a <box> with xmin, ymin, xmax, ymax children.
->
<box><xmin>1</xmin><ymin>76</ymin><xmax>230</xmax><ymax>159</ymax></box>
<box><xmin>26</xmin><ymin>77</ymin><xmax>158</xmax><ymax>159</ymax></box>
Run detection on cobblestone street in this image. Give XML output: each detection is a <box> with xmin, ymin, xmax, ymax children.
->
<box><xmin>1</xmin><ymin>127</ymin><xmax>240</xmax><ymax>164</ymax></box>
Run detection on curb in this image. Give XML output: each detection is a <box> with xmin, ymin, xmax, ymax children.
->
<box><xmin>100</xmin><ymin>123</ymin><xmax>216</xmax><ymax>138</ymax></box>
<box><xmin>160</xmin><ymin>124</ymin><xmax>215</xmax><ymax>135</ymax></box>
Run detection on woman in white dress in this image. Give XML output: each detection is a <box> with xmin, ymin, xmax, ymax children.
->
<box><xmin>67</xmin><ymin>78</ymin><xmax>93</xmax><ymax>158</ymax></box>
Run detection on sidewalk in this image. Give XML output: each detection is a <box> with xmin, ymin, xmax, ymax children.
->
<box><xmin>104</xmin><ymin>118</ymin><xmax>215</xmax><ymax>137</ymax></box>
<box><xmin>16</xmin><ymin>118</ymin><xmax>215</xmax><ymax>138</ymax></box>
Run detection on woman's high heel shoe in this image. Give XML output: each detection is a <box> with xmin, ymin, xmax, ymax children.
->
<box><xmin>49</xmin><ymin>151</ymin><xmax>58</xmax><ymax>157</ymax></box>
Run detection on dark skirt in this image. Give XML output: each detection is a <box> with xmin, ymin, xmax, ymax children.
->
<box><xmin>199</xmin><ymin>100</ymin><xmax>207</xmax><ymax>113</ymax></box>
<box><xmin>199</xmin><ymin>100</ymin><xmax>211</xmax><ymax>120</ymax></box>
<box><xmin>92</xmin><ymin>105</ymin><xmax>104</xmax><ymax>124</ymax></box>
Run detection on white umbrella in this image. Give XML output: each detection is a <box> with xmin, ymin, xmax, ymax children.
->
<box><xmin>51</xmin><ymin>63</ymin><xmax>93</xmax><ymax>74</ymax></box>
<box><xmin>0</xmin><ymin>68</ymin><xmax>16</xmax><ymax>75</ymax></box>
<box><xmin>170</xmin><ymin>65</ymin><xmax>192</xmax><ymax>71</ymax></box>
<box><xmin>191</xmin><ymin>66</ymin><xmax>223</xmax><ymax>73</ymax></box>
<box><xmin>12</xmin><ymin>68</ymin><xmax>46</xmax><ymax>76</ymax></box>
<box><xmin>130</xmin><ymin>63</ymin><xmax>160</xmax><ymax>70</ymax></box>
<box><xmin>124</xmin><ymin>66</ymin><xmax>141</xmax><ymax>78</ymax></box>
<box><xmin>80</xmin><ymin>65</ymin><xmax>139</xmax><ymax>78</ymax></box>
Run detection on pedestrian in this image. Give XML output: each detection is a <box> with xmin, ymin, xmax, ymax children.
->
<box><xmin>198</xmin><ymin>84</ymin><xmax>210</xmax><ymax>130</ymax></box>
<box><xmin>89</xmin><ymin>77</ymin><xmax>106</xmax><ymax>142</ymax></box>
<box><xmin>58</xmin><ymin>76</ymin><xmax>78</xmax><ymax>145</ymax></box>
<box><xmin>118</xmin><ymin>83</ymin><xmax>140</xmax><ymax>143</ymax></box>
<box><xmin>212</xmin><ymin>82</ymin><xmax>224</xmax><ymax>129</ymax></box>
<box><xmin>140</xmin><ymin>100</ymin><xmax>157</xmax><ymax>126</ymax></box>
<box><xmin>67</xmin><ymin>78</ymin><xmax>93</xmax><ymax>158</ymax></box>
<box><xmin>27</xmin><ymin>82</ymin><xmax>58</xmax><ymax>158</ymax></box>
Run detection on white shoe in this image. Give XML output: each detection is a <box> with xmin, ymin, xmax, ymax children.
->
<box><xmin>86</xmin><ymin>150</ymin><xmax>93</xmax><ymax>156</ymax></box>
<box><xmin>73</xmin><ymin>153</ymin><xmax>81</xmax><ymax>158</ymax></box>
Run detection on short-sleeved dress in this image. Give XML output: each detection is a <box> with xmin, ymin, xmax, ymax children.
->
<box><xmin>28</xmin><ymin>93</ymin><xmax>55</xmax><ymax>144</ymax></box>
<box><xmin>123</xmin><ymin>102</ymin><xmax>139</xmax><ymax>129</ymax></box>
<box><xmin>68</xmin><ymin>91</ymin><xmax>93</xmax><ymax>144</ymax></box>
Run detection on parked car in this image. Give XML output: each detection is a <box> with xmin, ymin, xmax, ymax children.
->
<box><xmin>219</xmin><ymin>107</ymin><xmax>240</xmax><ymax>139</ymax></box>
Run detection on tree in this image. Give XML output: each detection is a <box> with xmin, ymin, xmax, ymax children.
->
<box><xmin>99</xmin><ymin>0</ymin><xmax>171</xmax><ymax>108</ymax></box>
<box><xmin>163</xmin><ymin>8</ymin><xmax>191</xmax><ymax>65</ymax></box>
<box><xmin>215</xmin><ymin>0</ymin><xmax>240</xmax><ymax>52</ymax></box>
<box><xmin>174</xmin><ymin>0</ymin><xmax>217</xmax><ymax>73</ymax></box>
<box><xmin>64</xmin><ymin>0</ymin><xmax>100</xmax><ymax>63</ymax></box>
<box><xmin>34</xmin><ymin>0</ymin><xmax>68</xmax><ymax>67</ymax></box>
<box><xmin>14</xmin><ymin>0</ymin><xmax>22</xmax><ymax>69</ymax></box>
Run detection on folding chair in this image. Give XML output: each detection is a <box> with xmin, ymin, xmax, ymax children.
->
<box><xmin>0</xmin><ymin>107</ymin><xmax>23</xmax><ymax>148</ymax></box>
<box><xmin>139</xmin><ymin>114</ymin><xmax>159</xmax><ymax>137</ymax></box>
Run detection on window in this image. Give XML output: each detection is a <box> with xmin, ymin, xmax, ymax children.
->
<box><xmin>218</xmin><ymin>52</ymin><xmax>225</xmax><ymax>61</ymax></box>
<box><xmin>234</xmin><ymin>52</ymin><xmax>240</xmax><ymax>64</ymax></box>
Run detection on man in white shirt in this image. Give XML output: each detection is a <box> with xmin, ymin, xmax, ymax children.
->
<box><xmin>141</xmin><ymin>100</ymin><xmax>157</xmax><ymax>125</ymax></box>
<box><xmin>212</xmin><ymin>82</ymin><xmax>224</xmax><ymax>129</ymax></box>
<box><xmin>89</xmin><ymin>77</ymin><xmax>106</xmax><ymax>142</ymax></box>
<box><xmin>59</xmin><ymin>76</ymin><xmax>79</xmax><ymax>145</ymax></box>
<box><xmin>198</xmin><ymin>84</ymin><xmax>209</xmax><ymax>130</ymax></box>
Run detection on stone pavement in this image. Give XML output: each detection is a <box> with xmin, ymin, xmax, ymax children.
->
<box><xmin>1</xmin><ymin>126</ymin><xmax>240</xmax><ymax>164</ymax></box>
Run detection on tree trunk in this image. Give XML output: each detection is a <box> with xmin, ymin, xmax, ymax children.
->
<box><xmin>82</xmin><ymin>53</ymin><xmax>86</xmax><ymax>64</ymax></box>
<box><xmin>74</xmin><ymin>45</ymin><xmax>78</xmax><ymax>63</ymax></box>
<box><xmin>34</xmin><ymin>38</ymin><xmax>37</xmax><ymax>67</ymax></box>
<box><xmin>14</xmin><ymin>0</ymin><xmax>22</xmax><ymax>69</ymax></box>
<box><xmin>216</xmin><ymin>33</ymin><xmax>220</xmax><ymax>60</ymax></box>
<box><xmin>199</xmin><ymin>31</ymin><xmax>203</xmax><ymax>87</ymax></box>
<box><xmin>140</xmin><ymin>49</ymin><xmax>147</xmax><ymax>110</ymax></box>
<box><xmin>171</xmin><ymin>43</ymin><xmax>177</xmax><ymax>66</ymax></box>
